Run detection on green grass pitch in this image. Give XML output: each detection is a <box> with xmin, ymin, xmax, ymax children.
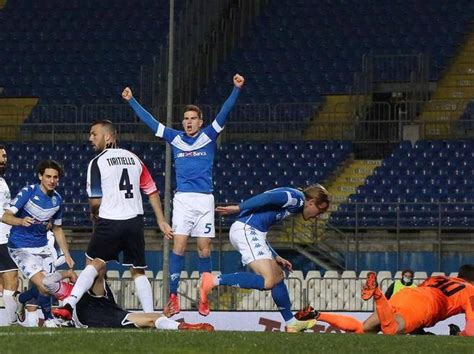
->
<box><xmin>1</xmin><ymin>327</ymin><xmax>473</xmax><ymax>354</ymax></box>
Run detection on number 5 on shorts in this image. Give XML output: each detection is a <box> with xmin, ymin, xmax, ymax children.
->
<box><xmin>204</xmin><ymin>223</ymin><xmax>212</xmax><ymax>234</ymax></box>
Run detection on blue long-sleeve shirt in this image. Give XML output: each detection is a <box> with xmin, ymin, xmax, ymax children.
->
<box><xmin>128</xmin><ymin>87</ymin><xmax>241</xmax><ymax>193</ymax></box>
<box><xmin>236</xmin><ymin>187</ymin><xmax>306</xmax><ymax>232</ymax></box>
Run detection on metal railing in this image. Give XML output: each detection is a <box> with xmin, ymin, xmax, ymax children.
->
<box><xmin>140</xmin><ymin>0</ymin><xmax>269</xmax><ymax>109</ymax></box>
<box><xmin>101</xmin><ymin>276</ymin><xmax>430</xmax><ymax>312</ymax></box>
<box><xmin>1</xmin><ymin>99</ymin><xmax>472</xmax><ymax>142</ymax></box>
<box><xmin>55</xmin><ymin>200</ymin><xmax>474</xmax><ymax>276</ymax></box>
<box><xmin>3</xmin><ymin>119</ymin><xmax>474</xmax><ymax>143</ymax></box>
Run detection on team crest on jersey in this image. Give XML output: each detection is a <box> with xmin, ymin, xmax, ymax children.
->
<box><xmin>52</xmin><ymin>196</ymin><xmax>58</xmax><ymax>206</ymax></box>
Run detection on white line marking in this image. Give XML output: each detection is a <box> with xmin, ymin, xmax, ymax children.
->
<box><xmin>0</xmin><ymin>329</ymin><xmax>154</xmax><ymax>336</ymax></box>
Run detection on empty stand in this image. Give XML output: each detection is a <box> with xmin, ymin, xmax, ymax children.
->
<box><xmin>330</xmin><ymin>140</ymin><xmax>474</xmax><ymax>228</ymax></box>
<box><xmin>198</xmin><ymin>0</ymin><xmax>473</xmax><ymax>105</ymax></box>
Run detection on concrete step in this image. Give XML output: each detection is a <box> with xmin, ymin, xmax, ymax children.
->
<box><xmin>432</xmin><ymin>87</ymin><xmax>474</xmax><ymax>99</ymax></box>
<box><xmin>448</xmin><ymin>63</ymin><xmax>474</xmax><ymax>75</ymax></box>
<box><xmin>423</xmin><ymin>99</ymin><xmax>468</xmax><ymax>112</ymax></box>
<box><xmin>440</xmin><ymin>75</ymin><xmax>474</xmax><ymax>87</ymax></box>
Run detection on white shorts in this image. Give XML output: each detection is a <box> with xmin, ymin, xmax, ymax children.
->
<box><xmin>229</xmin><ymin>221</ymin><xmax>273</xmax><ymax>266</ymax></box>
<box><xmin>172</xmin><ymin>192</ymin><xmax>215</xmax><ymax>238</ymax></box>
<box><xmin>8</xmin><ymin>246</ymin><xmax>55</xmax><ymax>280</ymax></box>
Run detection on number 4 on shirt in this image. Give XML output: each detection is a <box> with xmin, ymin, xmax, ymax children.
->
<box><xmin>119</xmin><ymin>169</ymin><xmax>134</xmax><ymax>199</ymax></box>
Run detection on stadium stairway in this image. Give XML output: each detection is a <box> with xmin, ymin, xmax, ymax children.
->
<box><xmin>421</xmin><ymin>31</ymin><xmax>474</xmax><ymax>138</ymax></box>
<box><xmin>326</xmin><ymin>159</ymin><xmax>382</xmax><ymax>216</ymax></box>
<box><xmin>304</xmin><ymin>95</ymin><xmax>355</xmax><ymax>140</ymax></box>
<box><xmin>281</xmin><ymin>159</ymin><xmax>381</xmax><ymax>271</ymax></box>
<box><xmin>0</xmin><ymin>97</ymin><xmax>38</xmax><ymax>141</ymax></box>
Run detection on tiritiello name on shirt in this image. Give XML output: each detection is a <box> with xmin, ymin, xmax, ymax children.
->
<box><xmin>106</xmin><ymin>157</ymin><xmax>136</xmax><ymax>166</ymax></box>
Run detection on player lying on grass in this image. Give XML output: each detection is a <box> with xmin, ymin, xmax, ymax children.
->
<box><xmin>199</xmin><ymin>185</ymin><xmax>329</xmax><ymax>332</ymax></box>
<box><xmin>295</xmin><ymin>264</ymin><xmax>474</xmax><ymax>336</ymax></box>
<box><xmin>55</xmin><ymin>277</ymin><xmax>213</xmax><ymax>331</ymax></box>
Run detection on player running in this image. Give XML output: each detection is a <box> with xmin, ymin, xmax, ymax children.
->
<box><xmin>199</xmin><ymin>184</ymin><xmax>330</xmax><ymax>332</ymax></box>
<box><xmin>295</xmin><ymin>264</ymin><xmax>474</xmax><ymax>336</ymax></box>
<box><xmin>2</xmin><ymin>160</ymin><xmax>75</xmax><ymax>327</ymax></box>
<box><xmin>18</xmin><ymin>231</ymin><xmax>77</xmax><ymax>327</ymax></box>
<box><xmin>122</xmin><ymin>74</ymin><xmax>244</xmax><ymax>313</ymax></box>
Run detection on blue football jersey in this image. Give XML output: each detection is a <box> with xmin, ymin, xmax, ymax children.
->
<box><xmin>128</xmin><ymin>86</ymin><xmax>241</xmax><ymax>194</ymax></box>
<box><xmin>158</xmin><ymin>125</ymin><xmax>219</xmax><ymax>193</ymax></box>
<box><xmin>7</xmin><ymin>184</ymin><xmax>63</xmax><ymax>248</ymax></box>
<box><xmin>236</xmin><ymin>187</ymin><xmax>305</xmax><ymax>232</ymax></box>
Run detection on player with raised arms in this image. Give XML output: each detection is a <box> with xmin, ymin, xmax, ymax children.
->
<box><xmin>122</xmin><ymin>74</ymin><xmax>244</xmax><ymax>314</ymax></box>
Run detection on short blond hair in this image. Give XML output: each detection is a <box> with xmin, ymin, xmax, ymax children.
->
<box><xmin>303</xmin><ymin>183</ymin><xmax>330</xmax><ymax>211</ymax></box>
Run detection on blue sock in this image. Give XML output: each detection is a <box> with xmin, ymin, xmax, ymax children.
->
<box><xmin>218</xmin><ymin>272</ymin><xmax>265</xmax><ymax>290</ymax></box>
<box><xmin>198</xmin><ymin>256</ymin><xmax>212</xmax><ymax>276</ymax></box>
<box><xmin>169</xmin><ymin>251</ymin><xmax>184</xmax><ymax>295</ymax></box>
<box><xmin>19</xmin><ymin>286</ymin><xmax>39</xmax><ymax>304</ymax></box>
<box><xmin>271</xmin><ymin>281</ymin><xmax>294</xmax><ymax>322</ymax></box>
<box><xmin>37</xmin><ymin>294</ymin><xmax>53</xmax><ymax>320</ymax></box>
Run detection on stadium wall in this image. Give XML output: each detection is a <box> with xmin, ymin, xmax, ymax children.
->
<box><xmin>67</xmin><ymin>250</ymin><xmax>473</xmax><ymax>275</ymax></box>
<box><xmin>0</xmin><ymin>309</ymin><xmax>464</xmax><ymax>335</ymax></box>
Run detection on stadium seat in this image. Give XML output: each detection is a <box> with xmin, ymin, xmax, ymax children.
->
<box><xmin>341</xmin><ymin>270</ymin><xmax>357</xmax><ymax>279</ymax></box>
<box><xmin>414</xmin><ymin>271</ymin><xmax>428</xmax><ymax>280</ymax></box>
<box><xmin>323</xmin><ymin>270</ymin><xmax>340</xmax><ymax>279</ymax></box>
<box><xmin>305</xmin><ymin>270</ymin><xmax>322</xmax><ymax>280</ymax></box>
<box><xmin>377</xmin><ymin>271</ymin><xmax>392</xmax><ymax>283</ymax></box>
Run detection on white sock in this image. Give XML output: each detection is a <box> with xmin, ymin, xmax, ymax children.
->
<box><xmin>42</xmin><ymin>272</ymin><xmax>62</xmax><ymax>293</ymax></box>
<box><xmin>286</xmin><ymin>317</ymin><xmax>298</xmax><ymax>325</ymax></box>
<box><xmin>154</xmin><ymin>316</ymin><xmax>179</xmax><ymax>330</ymax></box>
<box><xmin>134</xmin><ymin>275</ymin><xmax>154</xmax><ymax>313</ymax></box>
<box><xmin>65</xmin><ymin>265</ymin><xmax>98</xmax><ymax>308</ymax></box>
<box><xmin>214</xmin><ymin>275</ymin><xmax>220</xmax><ymax>286</ymax></box>
<box><xmin>26</xmin><ymin>309</ymin><xmax>39</xmax><ymax>327</ymax></box>
<box><xmin>3</xmin><ymin>290</ymin><xmax>18</xmax><ymax>324</ymax></box>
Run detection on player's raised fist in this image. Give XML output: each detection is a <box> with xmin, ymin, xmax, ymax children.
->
<box><xmin>122</xmin><ymin>87</ymin><xmax>133</xmax><ymax>101</ymax></box>
<box><xmin>233</xmin><ymin>74</ymin><xmax>245</xmax><ymax>88</ymax></box>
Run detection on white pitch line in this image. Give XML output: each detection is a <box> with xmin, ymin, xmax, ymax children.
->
<box><xmin>0</xmin><ymin>329</ymin><xmax>154</xmax><ymax>336</ymax></box>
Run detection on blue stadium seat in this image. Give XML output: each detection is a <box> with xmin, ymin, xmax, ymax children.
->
<box><xmin>334</xmin><ymin>140</ymin><xmax>474</xmax><ymax>229</ymax></box>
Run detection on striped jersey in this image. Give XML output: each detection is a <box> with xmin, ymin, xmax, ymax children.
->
<box><xmin>87</xmin><ymin>148</ymin><xmax>158</xmax><ymax>220</ymax></box>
